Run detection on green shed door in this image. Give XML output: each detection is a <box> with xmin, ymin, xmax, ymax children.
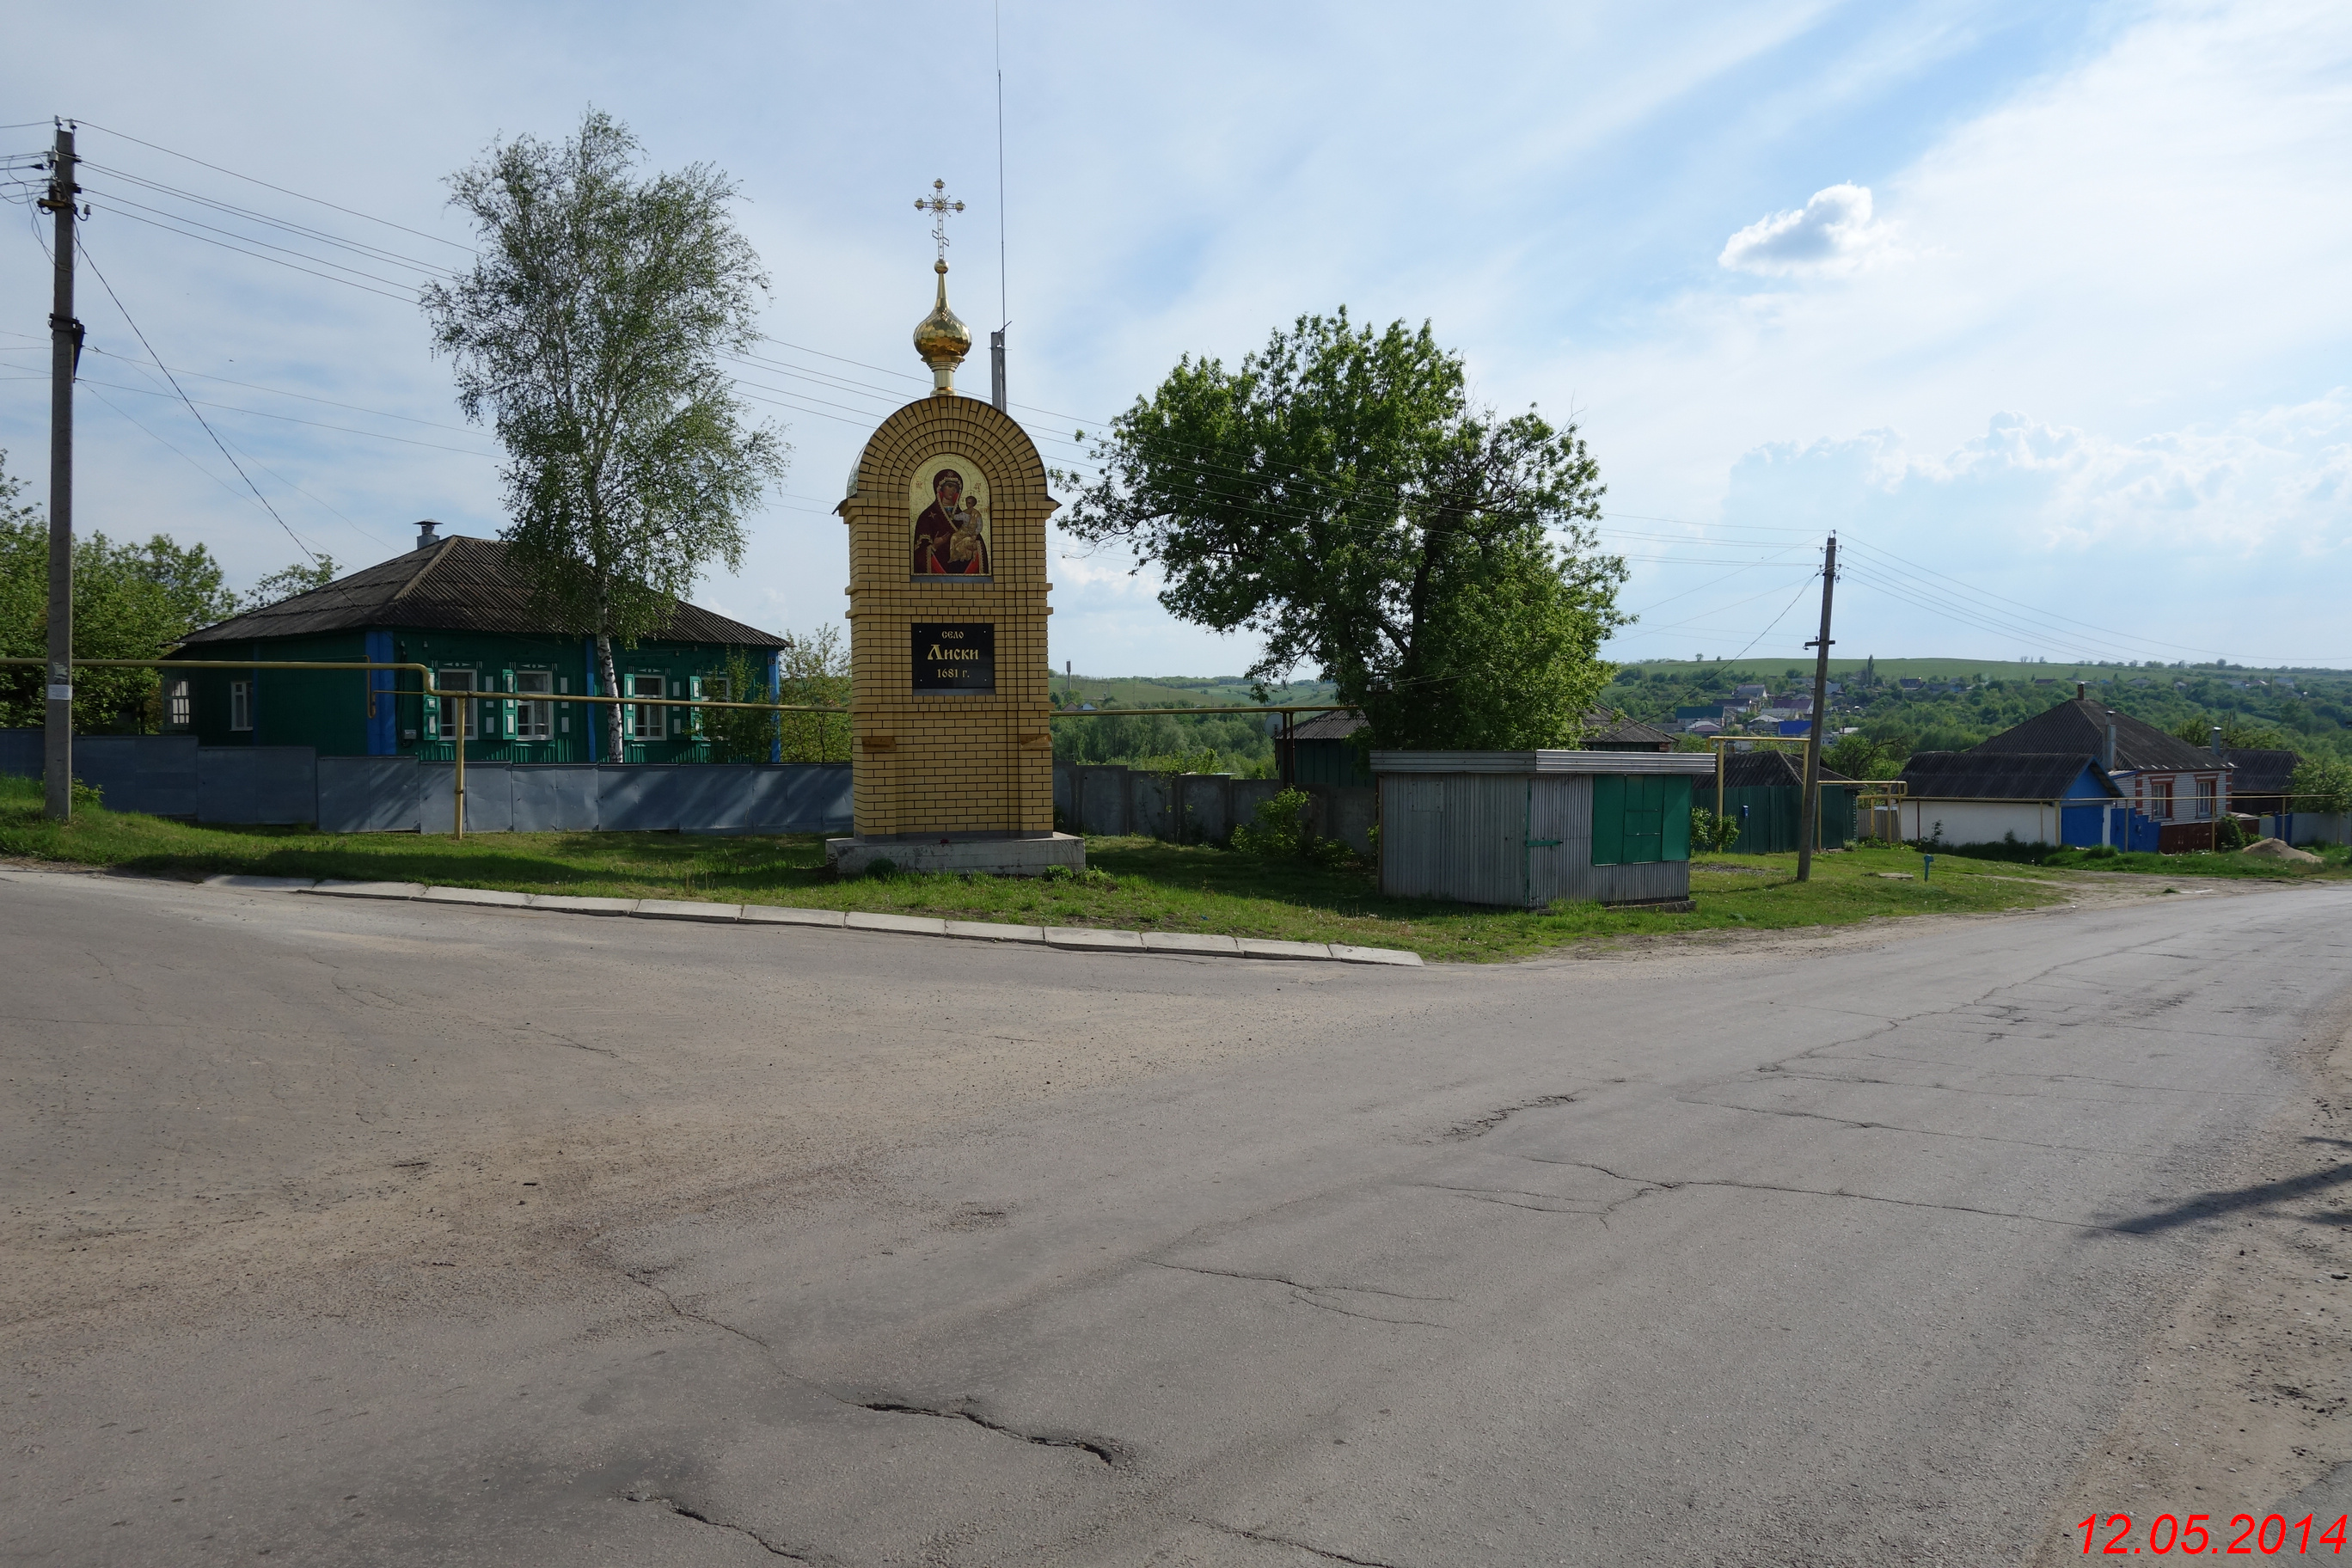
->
<box><xmin>1593</xmin><ymin>774</ymin><xmax>1694</xmax><ymax>865</ymax></box>
<box><xmin>1662</xmin><ymin>775</ymin><xmax>1693</xmax><ymax>861</ymax></box>
<box><xmin>1592</xmin><ymin>775</ymin><xmax>1626</xmax><ymax>865</ymax></box>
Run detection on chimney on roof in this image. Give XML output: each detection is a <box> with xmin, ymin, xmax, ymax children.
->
<box><xmin>2104</xmin><ymin>720</ymin><xmax>2117</xmax><ymax>771</ymax></box>
<box><xmin>2209</xmin><ymin>725</ymin><xmax>2223</xmax><ymax>757</ymax></box>
<box><xmin>416</xmin><ymin>518</ymin><xmax>440</xmax><ymax>550</ymax></box>
<box><xmin>2076</xmin><ymin>681</ymin><xmax>2086</xmax><ymax>700</ymax></box>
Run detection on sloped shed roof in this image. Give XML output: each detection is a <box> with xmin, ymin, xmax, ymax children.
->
<box><xmin>2222</xmin><ymin>747</ymin><xmax>2300</xmax><ymax>794</ymax></box>
<box><xmin>1584</xmin><ymin>714</ymin><xmax>1675</xmax><ymax>749</ymax></box>
<box><xmin>1290</xmin><ymin>708</ymin><xmax>1367</xmax><ymax>741</ymax></box>
<box><xmin>1720</xmin><ymin>749</ymin><xmax>1856</xmax><ymax>790</ymax></box>
<box><xmin>1969</xmin><ymin>696</ymin><xmax>2216</xmax><ymax>773</ymax></box>
<box><xmin>1902</xmin><ymin>750</ymin><xmax>2122</xmax><ymax>801</ymax></box>
<box><xmin>180</xmin><ymin>536</ymin><xmax>786</xmax><ymax>648</ymax></box>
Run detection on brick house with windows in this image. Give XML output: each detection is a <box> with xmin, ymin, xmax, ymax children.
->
<box><xmin>171</xmin><ymin>524</ymin><xmax>787</xmax><ymax>763</ymax></box>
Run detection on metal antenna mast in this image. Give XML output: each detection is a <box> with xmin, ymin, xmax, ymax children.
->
<box><xmin>990</xmin><ymin>0</ymin><xmax>1009</xmax><ymax>413</ymax></box>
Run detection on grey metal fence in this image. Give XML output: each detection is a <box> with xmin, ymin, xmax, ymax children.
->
<box><xmin>0</xmin><ymin>732</ymin><xmax>851</xmax><ymax>836</ymax></box>
<box><xmin>1050</xmin><ymin>760</ymin><xmax>1373</xmax><ymax>852</ymax></box>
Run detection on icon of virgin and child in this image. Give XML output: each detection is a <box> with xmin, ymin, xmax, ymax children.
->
<box><xmin>910</xmin><ymin>464</ymin><xmax>991</xmax><ymax>577</ymax></box>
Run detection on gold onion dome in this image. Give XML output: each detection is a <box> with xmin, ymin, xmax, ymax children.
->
<box><xmin>912</xmin><ymin>259</ymin><xmax>971</xmax><ymax>394</ymax></box>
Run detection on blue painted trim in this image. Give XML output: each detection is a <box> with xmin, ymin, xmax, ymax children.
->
<box><xmin>364</xmin><ymin>629</ymin><xmax>396</xmax><ymax>755</ymax></box>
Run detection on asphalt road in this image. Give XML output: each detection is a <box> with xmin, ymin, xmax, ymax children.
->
<box><xmin>4</xmin><ymin>867</ymin><xmax>2350</xmax><ymax>1566</ymax></box>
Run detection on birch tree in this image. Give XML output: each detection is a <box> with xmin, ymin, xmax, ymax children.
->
<box><xmin>423</xmin><ymin>109</ymin><xmax>786</xmax><ymax>760</ymax></box>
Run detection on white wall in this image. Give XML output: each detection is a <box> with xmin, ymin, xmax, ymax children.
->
<box><xmin>1902</xmin><ymin>799</ymin><xmax>2061</xmax><ymax>847</ymax></box>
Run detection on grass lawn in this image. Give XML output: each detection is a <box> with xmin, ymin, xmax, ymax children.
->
<box><xmin>0</xmin><ymin>775</ymin><xmax>2289</xmax><ymax>963</ymax></box>
<box><xmin>2036</xmin><ymin>842</ymin><xmax>2352</xmax><ymax>878</ymax></box>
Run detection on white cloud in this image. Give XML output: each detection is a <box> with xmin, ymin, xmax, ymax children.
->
<box><xmin>1676</xmin><ymin>394</ymin><xmax>2352</xmax><ymax>664</ymax></box>
<box><xmin>1717</xmin><ymin>182</ymin><xmax>1897</xmax><ymax>276</ymax></box>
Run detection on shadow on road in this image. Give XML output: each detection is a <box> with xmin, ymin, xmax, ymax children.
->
<box><xmin>2112</xmin><ymin>1141</ymin><xmax>2352</xmax><ymax>1235</ymax></box>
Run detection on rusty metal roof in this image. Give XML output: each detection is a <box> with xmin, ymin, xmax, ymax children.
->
<box><xmin>179</xmin><ymin>536</ymin><xmax>787</xmax><ymax>648</ymax></box>
<box><xmin>1291</xmin><ymin>708</ymin><xmax>1367</xmax><ymax>741</ymax></box>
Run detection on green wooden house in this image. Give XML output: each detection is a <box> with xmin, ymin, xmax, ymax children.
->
<box><xmin>172</xmin><ymin>523</ymin><xmax>788</xmax><ymax>763</ymax></box>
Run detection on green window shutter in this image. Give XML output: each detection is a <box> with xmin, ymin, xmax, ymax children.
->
<box><xmin>422</xmin><ymin>688</ymin><xmax>440</xmax><ymax>737</ymax></box>
<box><xmin>499</xmin><ymin>669</ymin><xmax>516</xmax><ymax>738</ymax></box>
<box><xmin>1592</xmin><ymin>775</ymin><xmax>1626</xmax><ymax>865</ymax></box>
<box><xmin>1663</xmin><ymin>775</ymin><xmax>1692</xmax><ymax>861</ymax></box>
<box><xmin>688</xmin><ymin>675</ymin><xmax>703</xmax><ymax>737</ymax></box>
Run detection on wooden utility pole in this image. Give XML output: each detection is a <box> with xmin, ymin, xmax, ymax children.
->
<box><xmin>40</xmin><ymin>122</ymin><xmax>79</xmax><ymax>822</ymax></box>
<box><xmin>1796</xmin><ymin>532</ymin><xmax>1837</xmax><ymax>882</ymax></box>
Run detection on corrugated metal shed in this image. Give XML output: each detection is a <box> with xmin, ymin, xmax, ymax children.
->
<box><xmin>1373</xmin><ymin>750</ymin><xmax>1714</xmax><ymax>909</ymax></box>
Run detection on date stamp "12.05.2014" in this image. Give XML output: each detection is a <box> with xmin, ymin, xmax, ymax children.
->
<box><xmin>2082</xmin><ymin>1513</ymin><xmax>2351</xmax><ymax>1556</ymax></box>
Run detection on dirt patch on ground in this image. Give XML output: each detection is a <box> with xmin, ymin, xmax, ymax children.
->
<box><xmin>2026</xmin><ymin>1008</ymin><xmax>2352</xmax><ymax>1564</ymax></box>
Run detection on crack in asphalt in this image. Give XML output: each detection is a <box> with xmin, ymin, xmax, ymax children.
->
<box><xmin>855</xmin><ymin>1401</ymin><xmax>1125</xmax><ymax>1467</ymax></box>
<box><xmin>1508</xmin><ymin>1155</ymin><xmax>2126</xmax><ymax>1233</ymax></box>
<box><xmin>622</xmin><ymin>1492</ymin><xmax>815</xmax><ymax>1559</ymax></box>
<box><xmin>1440</xmin><ymin>1093</ymin><xmax>1578</xmax><ymax>1140</ymax></box>
<box><xmin>625</xmin><ymin>1268</ymin><xmax>775</xmax><ymax>1353</ymax></box>
<box><xmin>1203</xmin><ymin>1520</ymin><xmax>1412</xmax><ymax>1566</ymax></box>
<box><xmin>1674</xmin><ymin>1095</ymin><xmax>2144</xmax><ymax>1155</ymax></box>
<box><xmin>1147</xmin><ymin>1259</ymin><xmax>1453</xmax><ymax>1329</ymax></box>
<box><xmin>612</xmin><ymin>1265</ymin><xmax>1136</xmax><ymax>1467</ymax></box>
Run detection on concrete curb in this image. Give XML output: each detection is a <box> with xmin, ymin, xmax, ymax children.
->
<box><xmin>187</xmin><ymin>871</ymin><xmax>1424</xmax><ymax>968</ymax></box>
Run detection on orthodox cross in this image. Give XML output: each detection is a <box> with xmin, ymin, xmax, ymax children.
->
<box><xmin>915</xmin><ymin>179</ymin><xmax>965</xmax><ymax>261</ymax></box>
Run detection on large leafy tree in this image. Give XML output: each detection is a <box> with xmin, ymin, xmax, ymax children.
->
<box><xmin>1060</xmin><ymin>309</ymin><xmax>1626</xmax><ymax>749</ymax></box>
<box><xmin>0</xmin><ymin>450</ymin><xmax>239</xmax><ymax>732</ymax></box>
<box><xmin>422</xmin><ymin>109</ymin><xmax>787</xmax><ymax>760</ymax></box>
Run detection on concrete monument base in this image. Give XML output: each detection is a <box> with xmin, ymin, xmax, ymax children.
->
<box><xmin>827</xmin><ymin>832</ymin><xmax>1085</xmax><ymax>879</ymax></box>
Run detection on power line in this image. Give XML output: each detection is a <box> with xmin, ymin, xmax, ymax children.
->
<box><xmin>77</xmin><ymin>376</ymin><xmax>494</xmax><ymax>456</ymax></box>
<box><xmin>76</xmin><ymin>235</ymin><xmax>318</xmax><ymax>562</ymax></box>
<box><xmin>83</xmin><ymin>184</ymin><xmax>439</xmax><ymax>291</ymax></box>
<box><xmin>73</xmin><ymin>119</ymin><xmax>475</xmax><ymax>254</ymax></box>
<box><xmin>81</xmin><ymin>200</ymin><xmax>420</xmax><ymax>303</ymax></box>
<box><xmin>78</xmin><ymin>159</ymin><xmax>462</xmax><ymax>275</ymax></box>
<box><xmin>1725</xmin><ymin>573</ymin><xmax>1822</xmax><ymax>663</ymax></box>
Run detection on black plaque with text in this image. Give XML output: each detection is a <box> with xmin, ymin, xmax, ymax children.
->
<box><xmin>910</xmin><ymin>622</ymin><xmax>995</xmax><ymax>693</ymax></box>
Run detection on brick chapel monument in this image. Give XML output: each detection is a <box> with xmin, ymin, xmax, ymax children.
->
<box><xmin>824</xmin><ymin>182</ymin><xmax>1083</xmax><ymax>877</ymax></box>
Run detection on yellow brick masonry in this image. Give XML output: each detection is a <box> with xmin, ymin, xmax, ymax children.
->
<box><xmin>837</xmin><ymin>394</ymin><xmax>1057</xmax><ymax>840</ymax></box>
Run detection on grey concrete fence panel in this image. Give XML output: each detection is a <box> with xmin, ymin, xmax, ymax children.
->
<box><xmin>318</xmin><ymin>756</ymin><xmax>419</xmax><ymax>833</ymax></box>
<box><xmin>1077</xmin><ymin>766</ymin><xmax>1130</xmax><ymax>836</ymax></box>
<box><xmin>1180</xmin><ymin>774</ymin><xmax>1233</xmax><ymax>843</ymax></box>
<box><xmin>746</xmin><ymin>763</ymin><xmax>852</xmax><ymax>833</ymax></box>
<box><xmin>511</xmin><ymin>764</ymin><xmax>600</xmax><ymax>833</ymax></box>
<box><xmin>76</xmin><ymin>735</ymin><xmax>199</xmax><ymax>818</ymax></box>
<box><xmin>198</xmin><ymin>747</ymin><xmax>318</xmax><ymax>825</ymax></box>
<box><xmin>671</xmin><ymin>764</ymin><xmax>752</xmax><ymax>834</ymax></box>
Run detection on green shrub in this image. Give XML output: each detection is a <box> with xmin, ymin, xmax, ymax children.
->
<box><xmin>1689</xmin><ymin>807</ymin><xmax>1743</xmax><ymax>852</ymax></box>
<box><xmin>1232</xmin><ymin>787</ymin><xmax>1353</xmax><ymax>867</ymax></box>
<box><xmin>863</xmin><ymin>856</ymin><xmax>897</xmax><ymax>879</ymax></box>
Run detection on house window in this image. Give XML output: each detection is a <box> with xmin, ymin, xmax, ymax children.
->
<box><xmin>2150</xmin><ymin>777</ymin><xmax>2174</xmax><ymax>820</ymax></box>
<box><xmin>165</xmin><ymin>677</ymin><xmax>192</xmax><ymax>731</ymax></box>
<box><xmin>440</xmin><ymin>669</ymin><xmax>477</xmax><ymax>741</ymax></box>
<box><xmin>628</xmin><ymin>674</ymin><xmax>665</xmax><ymax>740</ymax></box>
<box><xmin>2195</xmin><ymin>777</ymin><xmax>2216</xmax><ymax>821</ymax></box>
<box><xmin>514</xmin><ymin>671</ymin><xmax>553</xmax><ymax>740</ymax></box>
<box><xmin>229</xmin><ymin>680</ymin><xmax>254</xmax><ymax>732</ymax></box>
<box><xmin>1591</xmin><ymin>774</ymin><xmax>1694</xmax><ymax>866</ymax></box>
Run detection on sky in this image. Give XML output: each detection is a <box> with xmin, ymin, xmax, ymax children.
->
<box><xmin>1</xmin><ymin>0</ymin><xmax>2345</xmax><ymax>677</ymax></box>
